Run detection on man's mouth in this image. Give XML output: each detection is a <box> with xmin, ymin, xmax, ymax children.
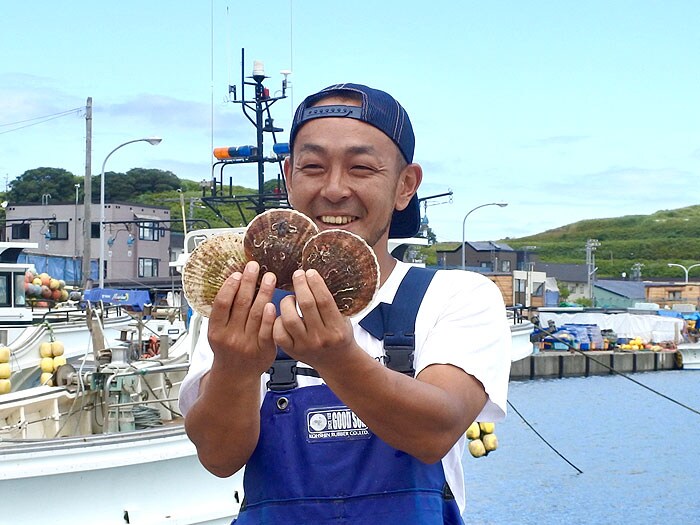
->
<box><xmin>319</xmin><ymin>215</ymin><xmax>357</xmax><ymax>226</ymax></box>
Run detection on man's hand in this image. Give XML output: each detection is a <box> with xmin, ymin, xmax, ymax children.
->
<box><xmin>273</xmin><ymin>268</ymin><xmax>359</xmax><ymax>369</ymax></box>
<box><xmin>207</xmin><ymin>260</ymin><xmax>279</xmax><ymax>377</ymax></box>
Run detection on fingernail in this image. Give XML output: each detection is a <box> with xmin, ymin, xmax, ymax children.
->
<box><xmin>306</xmin><ymin>269</ymin><xmax>318</xmax><ymax>278</ymax></box>
<box><xmin>231</xmin><ymin>272</ymin><xmax>242</xmax><ymax>281</ymax></box>
<box><xmin>293</xmin><ymin>269</ymin><xmax>305</xmax><ymax>278</ymax></box>
<box><xmin>262</xmin><ymin>273</ymin><xmax>275</xmax><ymax>285</ymax></box>
<box><xmin>246</xmin><ymin>261</ymin><xmax>259</xmax><ymax>273</ymax></box>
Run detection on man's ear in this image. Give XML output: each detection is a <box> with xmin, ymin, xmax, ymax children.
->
<box><xmin>283</xmin><ymin>157</ymin><xmax>294</xmax><ymax>204</ymax></box>
<box><xmin>395</xmin><ymin>163</ymin><xmax>422</xmax><ymax>211</ymax></box>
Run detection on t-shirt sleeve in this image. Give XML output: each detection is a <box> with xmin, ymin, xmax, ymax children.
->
<box><xmin>178</xmin><ymin>316</ymin><xmax>213</xmax><ymax>415</ymax></box>
<box><xmin>413</xmin><ymin>270</ymin><xmax>512</xmax><ymax>421</ymax></box>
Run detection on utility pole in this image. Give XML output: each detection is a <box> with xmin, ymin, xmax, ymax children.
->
<box><xmin>586</xmin><ymin>238</ymin><xmax>600</xmax><ymax>303</ymax></box>
<box><xmin>82</xmin><ymin>97</ymin><xmax>92</xmax><ymax>288</ymax></box>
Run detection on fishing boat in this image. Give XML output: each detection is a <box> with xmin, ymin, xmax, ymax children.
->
<box><xmin>0</xmin><ymin>241</ymin><xmax>188</xmax><ymax>393</ymax></box>
<box><xmin>0</xmin><ymin>313</ymin><xmax>243</xmax><ymax>525</ymax></box>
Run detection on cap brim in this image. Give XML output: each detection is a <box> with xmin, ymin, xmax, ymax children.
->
<box><xmin>388</xmin><ymin>194</ymin><xmax>420</xmax><ymax>239</ymax></box>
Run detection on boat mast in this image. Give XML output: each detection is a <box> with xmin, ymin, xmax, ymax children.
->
<box><xmin>201</xmin><ymin>49</ymin><xmax>290</xmax><ymax>226</ymax></box>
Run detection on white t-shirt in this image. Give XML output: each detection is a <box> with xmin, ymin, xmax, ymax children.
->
<box><xmin>179</xmin><ymin>261</ymin><xmax>512</xmax><ymax>513</ymax></box>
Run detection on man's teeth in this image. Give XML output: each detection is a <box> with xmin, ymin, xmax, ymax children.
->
<box><xmin>320</xmin><ymin>216</ymin><xmax>354</xmax><ymax>225</ymax></box>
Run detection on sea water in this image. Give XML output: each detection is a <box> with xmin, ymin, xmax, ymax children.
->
<box><xmin>462</xmin><ymin>370</ymin><xmax>700</xmax><ymax>525</ymax></box>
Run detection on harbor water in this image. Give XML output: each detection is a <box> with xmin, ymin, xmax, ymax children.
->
<box><xmin>462</xmin><ymin>370</ymin><xmax>700</xmax><ymax>524</ymax></box>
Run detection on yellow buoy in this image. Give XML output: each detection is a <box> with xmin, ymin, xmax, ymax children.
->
<box><xmin>482</xmin><ymin>433</ymin><xmax>499</xmax><ymax>452</ymax></box>
<box><xmin>40</xmin><ymin>357</ymin><xmax>55</xmax><ymax>373</ymax></box>
<box><xmin>0</xmin><ymin>346</ymin><xmax>10</xmax><ymax>363</ymax></box>
<box><xmin>479</xmin><ymin>421</ymin><xmax>495</xmax><ymax>434</ymax></box>
<box><xmin>0</xmin><ymin>362</ymin><xmax>11</xmax><ymax>379</ymax></box>
<box><xmin>0</xmin><ymin>379</ymin><xmax>11</xmax><ymax>394</ymax></box>
<box><xmin>53</xmin><ymin>355</ymin><xmax>67</xmax><ymax>368</ymax></box>
<box><xmin>468</xmin><ymin>438</ymin><xmax>487</xmax><ymax>458</ymax></box>
<box><xmin>466</xmin><ymin>421</ymin><xmax>481</xmax><ymax>440</ymax></box>
<box><xmin>40</xmin><ymin>372</ymin><xmax>54</xmax><ymax>387</ymax></box>
<box><xmin>51</xmin><ymin>341</ymin><xmax>65</xmax><ymax>357</ymax></box>
<box><xmin>40</xmin><ymin>342</ymin><xmax>53</xmax><ymax>358</ymax></box>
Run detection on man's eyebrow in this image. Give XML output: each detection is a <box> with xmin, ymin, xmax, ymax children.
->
<box><xmin>296</xmin><ymin>143</ymin><xmax>326</xmax><ymax>154</ymax></box>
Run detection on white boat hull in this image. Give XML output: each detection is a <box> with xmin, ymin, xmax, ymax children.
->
<box><xmin>677</xmin><ymin>342</ymin><xmax>700</xmax><ymax>370</ymax></box>
<box><xmin>0</xmin><ymin>426</ymin><xmax>243</xmax><ymax>525</ymax></box>
<box><xmin>510</xmin><ymin>321</ymin><xmax>535</xmax><ymax>362</ymax></box>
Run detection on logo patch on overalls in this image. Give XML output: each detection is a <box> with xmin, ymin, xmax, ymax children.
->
<box><xmin>306</xmin><ymin>406</ymin><xmax>371</xmax><ymax>442</ymax></box>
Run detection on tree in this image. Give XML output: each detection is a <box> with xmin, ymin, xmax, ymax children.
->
<box><xmin>88</xmin><ymin>168</ymin><xmax>182</xmax><ymax>202</ymax></box>
<box><xmin>8</xmin><ymin>167</ymin><xmax>78</xmax><ymax>203</ymax></box>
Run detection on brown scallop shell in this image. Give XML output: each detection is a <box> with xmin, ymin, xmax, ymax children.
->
<box><xmin>301</xmin><ymin>229</ymin><xmax>380</xmax><ymax>316</ymax></box>
<box><xmin>182</xmin><ymin>232</ymin><xmax>248</xmax><ymax>317</ymax></box>
<box><xmin>244</xmin><ymin>209</ymin><xmax>319</xmax><ymax>289</ymax></box>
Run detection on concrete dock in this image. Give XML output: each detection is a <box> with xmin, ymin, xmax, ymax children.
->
<box><xmin>510</xmin><ymin>349</ymin><xmax>679</xmax><ymax>381</ymax></box>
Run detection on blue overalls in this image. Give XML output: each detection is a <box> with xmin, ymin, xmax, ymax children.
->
<box><xmin>233</xmin><ymin>267</ymin><xmax>464</xmax><ymax>524</ymax></box>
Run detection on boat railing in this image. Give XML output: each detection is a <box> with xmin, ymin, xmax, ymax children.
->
<box><xmin>507</xmin><ymin>304</ymin><xmax>525</xmax><ymax>325</ymax></box>
<box><xmin>36</xmin><ymin>304</ymin><xmax>126</xmax><ymax>326</ymax></box>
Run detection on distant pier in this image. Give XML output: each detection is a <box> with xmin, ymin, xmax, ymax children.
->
<box><xmin>510</xmin><ymin>350</ymin><xmax>679</xmax><ymax>381</ymax></box>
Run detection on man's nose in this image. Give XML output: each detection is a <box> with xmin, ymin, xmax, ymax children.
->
<box><xmin>321</xmin><ymin>170</ymin><xmax>352</xmax><ymax>202</ymax></box>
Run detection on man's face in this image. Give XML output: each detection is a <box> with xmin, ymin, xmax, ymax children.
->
<box><xmin>285</xmin><ymin>101</ymin><xmax>412</xmax><ymax>250</ymax></box>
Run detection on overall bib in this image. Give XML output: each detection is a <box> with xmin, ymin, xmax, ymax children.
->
<box><xmin>233</xmin><ymin>268</ymin><xmax>464</xmax><ymax>524</ymax></box>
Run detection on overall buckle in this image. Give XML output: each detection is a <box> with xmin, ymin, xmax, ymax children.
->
<box><xmin>383</xmin><ymin>333</ymin><xmax>415</xmax><ymax>376</ymax></box>
<box><xmin>267</xmin><ymin>359</ymin><xmax>298</xmax><ymax>391</ymax></box>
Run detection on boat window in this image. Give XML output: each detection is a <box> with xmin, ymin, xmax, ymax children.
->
<box><xmin>0</xmin><ymin>273</ymin><xmax>10</xmax><ymax>307</ymax></box>
<box><xmin>14</xmin><ymin>273</ymin><xmax>26</xmax><ymax>307</ymax></box>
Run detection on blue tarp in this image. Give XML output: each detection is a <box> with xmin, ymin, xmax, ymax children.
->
<box><xmin>83</xmin><ymin>288</ymin><xmax>151</xmax><ymax>311</ymax></box>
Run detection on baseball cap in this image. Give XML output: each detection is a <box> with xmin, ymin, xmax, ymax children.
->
<box><xmin>289</xmin><ymin>83</ymin><xmax>420</xmax><ymax>238</ymax></box>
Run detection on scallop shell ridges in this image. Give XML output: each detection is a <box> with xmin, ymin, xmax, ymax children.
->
<box><xmin>301</xmin><ymin>229</ymin><xmax>379</xmax><ymax>316</ymax></box>
<box><xmin>244</xmin><ymin>209</ymin><xmax>319</xmax><ymax>289</ymax></box>
<box><xmin>182</xmin><ymin>232</ymin><xmax>247</xmax><ymax>317</ymax></box>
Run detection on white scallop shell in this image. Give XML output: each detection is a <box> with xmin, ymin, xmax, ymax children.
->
<box><xmin>182</xmin><ymin>232</ymin><xmax>247</xmax><ymax>317</ymax></box>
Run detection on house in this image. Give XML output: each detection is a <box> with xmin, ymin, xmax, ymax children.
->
<box><xmin>593</xmin><ymin>279</ymin><xmax>646</xmax><ymax>309</ymax></box>
<box><xmin>644</xmin><ymin>281</ymin><xmax>700</xmax><ymax>310</ymax></box>
<box><xmin>5</xmin><ymin>202</ymin><xmax>172</xmax><ymax>287</ymax></box>
<box><xmin>435</xmin><ymin>241</ymin><xmax>517</xmax><ymax>273</ymax></box>
<box><xmin>533</xmin><ymin>262</ymin><xmax>589</xmax><ymax>301</ymax></box>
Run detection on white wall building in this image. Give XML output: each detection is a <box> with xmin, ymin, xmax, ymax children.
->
<box><xmin>4</xmin><ymin>202</ymin><xmax>172</xmax><ymax>287</ymax></box>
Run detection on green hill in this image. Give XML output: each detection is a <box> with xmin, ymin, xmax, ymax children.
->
<box><xmin>424</xmin><ymin>205</ymin><xmax>700</xmax><ymax>279</ymax></box>
<box><xmin>504</xmin><ymin>205</ymin><xmax>700</xmax><ymax>278</ymax></box>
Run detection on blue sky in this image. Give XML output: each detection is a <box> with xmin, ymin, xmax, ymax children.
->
<box><xmin>2</xmin><ymin>1</ymin><xmax>699</xmax><ymax>244</ymax></box>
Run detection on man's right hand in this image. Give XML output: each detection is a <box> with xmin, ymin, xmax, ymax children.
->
<box><xmin>207</xmin><ymin>260</ymin><xmax>278</xmax><ymax>379</ymax></box>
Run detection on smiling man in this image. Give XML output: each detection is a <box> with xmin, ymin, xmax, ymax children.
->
<box><xmin>180</xmin><ymin>83</ymin><xmax>512</xmax><ymax>524</ymax></box>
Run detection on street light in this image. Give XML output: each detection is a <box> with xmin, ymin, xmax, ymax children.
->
<box><xmin>99</xmin><ymin>137</ymin><xmax>162</xmax><ymax>288</ymax></box>
<box><xmin>461</xmin><ymin>202</ymin><xmax>508</xmax><ymax>270</ymax></box>
<box><xmin>667</xmin><ymin>263</ymin><xmax>700</xmax><ymax>284</ymax></box>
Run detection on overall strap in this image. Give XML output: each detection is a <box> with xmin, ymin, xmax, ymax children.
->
<box><xmin>266</xmin><ymin>289</ymin><xmax>320</xmax><ymax>391</ymax></box>
<box><xmin>382</xmin><ymin>267</ymin><xmax>437</xmax><ymax>375</ymax></box>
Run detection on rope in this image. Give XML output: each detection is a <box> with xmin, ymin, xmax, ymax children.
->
<box><xmin>507</xmin><ymin>399</ymin><xmax>583</xmax><ymax>474</ymax></box>
<box><xmin>540</xmin><ymin>330</ymin><xmax>700</xmax><ymax>416</ymax></box>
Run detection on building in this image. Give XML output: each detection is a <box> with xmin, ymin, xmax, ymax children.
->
<box><xmin>533</xmin><ymin>262</ymin><xmax>589</xmax><ymax>301</ymax></box>
<box><xmin>5</xmin><ymin>202</ymin><xmax>172</xmax><ymax>287</ymax></box>
<box><xmin>593</xmin><ymin>279</ymin><xmax>646</xmax><ymax>309</ymax></box>
<box><xmin>435</xmin><ymin>241</ymin><xmax>517</xmax><ymax>272</ymax></box>
<box><xmin>644</xmin><ymin>281</ymin><xmax>700</xmax><ymax>310</ymax></box>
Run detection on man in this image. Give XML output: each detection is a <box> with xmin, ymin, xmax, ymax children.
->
<box><xmin>180</xmin><ymin>83</ymin><xmax>512</xmax><ymax>523</ymax></box>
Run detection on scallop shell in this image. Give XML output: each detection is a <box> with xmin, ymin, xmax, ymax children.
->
<box><xmin>301</xmin><ymin>229</ymin><xmax>380</xmax><ymax>316</ymax></box>
<box><xmin>244</xmin><ymin>209</ymin><xmax>319</xmax><ymax>289</ymax></box>
<box><xmin>182</xmin><ymin>232</ymin><xmax>248</xmax><ymax>317</ymax></box>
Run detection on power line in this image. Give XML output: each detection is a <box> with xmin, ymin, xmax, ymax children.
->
<box><xmin>0</xmin><ymin>106</ymin><xmax>84</xmax><ymax>135</ymax></box>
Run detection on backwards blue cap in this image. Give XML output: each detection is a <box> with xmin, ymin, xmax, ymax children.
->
<box><xmin>289</xmin><ymin>83</ymin><xmax>420</xmax><ymax>238</ymax></box>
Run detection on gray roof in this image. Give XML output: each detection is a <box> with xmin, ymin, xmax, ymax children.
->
<box><xmin>594</xmin><ymin>279</ymin><xmax>645</xmax><ymax>299</ymax></box>
<box><xmin>533</xmin><ymin>262</ymin><xmax>588</xmax><ymax>283</ymax></box>
<box><xmin>435</xmin><ymin>241</ymin><xmax>514</xmax><ymax>253</ymax></box>
<box><xmin>467</xmin><ymin>241</ymin><xmax>514</xmax><ymax>252</ymax></box>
